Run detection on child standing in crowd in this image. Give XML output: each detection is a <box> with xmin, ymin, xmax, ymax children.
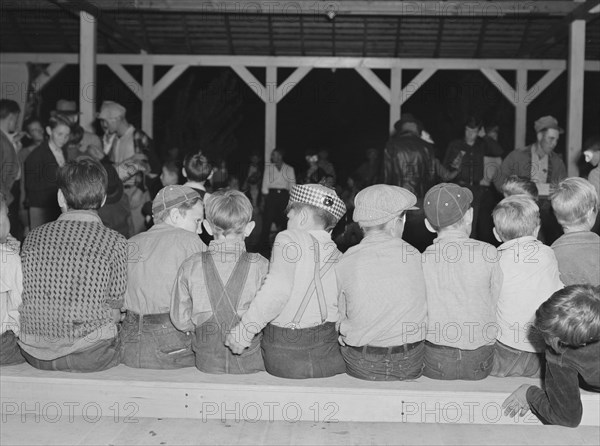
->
<box><xmin>226</xmin><ymin>184</ymin><xmax>346</xmax><ymax>379</ymax></box>
<box><xmin>171</xmin><ymin>190</ymin><xmax>268</xmax><ymax>374</ymax></box>
<box><xmin>121</xmin><ymin>186</ymin><xmax>205</xmax><ymax>369</ymax></box>
<box><xmin>182</xmin><ymin>152</ymin><xmax>213</xmax><ymax>199</ymax></box>
<box><xmin>503</xmin><ymin>285</ymin><xmax>600</xmax><ymax>427</ymax></box>
<box><xmin>491</xmin><ymin>195</ymin><xmax>563</xmax><ymax>377</ymax></box>
<box><xmin>336</xmin><ymin>185</ymin><xmax>427</xmax><ymax>381</ymax></box>
<box><xmin>501</xmin><ymin>175</ymin><xmax>539</xmax><ymax>200</ymax></box>
<box><xmin>550</xmin><ymin>177</ymin><xmax>600</xmax><ymax>286</ymax></box>
<box><xmin>18</xmin><ymin>159</ymin><xmax>126</xmax><ymax>372</ymax></box>
<box><xmin>422</xmin><ymin>183</ymin><xmax>502</xmax><ymax>380</ymax></box>
<box><xmin>0</xmin><ymin>193</ymin><xmax>25</xmax><ymax>365</ymax></box>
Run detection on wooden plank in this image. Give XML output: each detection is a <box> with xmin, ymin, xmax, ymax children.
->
<box><xmin>276</xmin><ymin>66</ymin><xmax>312</xmax><ymax>103</ymax></box>
<box><xmin>32</xmin><ymin>62</ymin><xmax>66</xmax><ymax>91</ymax></box>
<box><xmin>142</xmin><ymin>57</ymin><xmax>154</xmax><ymax>137</ymax></box>
<box><xmin>355</xmin><ymin>67</ymin><xmax>391</xmax><ymax>103</ymax></box>
<box><xmin>567</xmin><ymin>19</ymin><xmax>586</xmax><ymax>176</ymax></box>
<box><xmin>390</xmin><ymin>66</ymin><xmax>401</xmax><ymax>130</ymax></box>
<box><xmin>152</xmin><ymin>64</ymin><xmax>189</xmax><ymax>100</ymax></box>
<box><xmin>525</xmin><ymin>68</ymin><xmax>564</xmax><ymax>103</ymax></box>
<box><xmin>230</xmin><ymin>65</ymin><xmax>266</xmax><ymax>102</ymax></box>
<box><xmin>480</xmin><ymin>68</ymin><xmax>516</xmax><ymax>104</ymax></box>
<box><xmin>401</xmin><ymin>68</ymin><xmax>437</xmax><ymax>104</ymax></box>
<box><xmin>79</xmin><ymin>11</ymin><xmax>96</xmax><ymax>133</ymax></box>
<box><xmin>515</xmin><ymin>69</ymin><xmax>528</xmax><ymax>150</ymax></box>
<box><xmin>106</xmin><ymin>63</ymin><xmax>143</xmax><ymax>100</ymax></box>
<box><xmin>265</xmin><ymin>65</ymin><xmax>277</xmax><ymax>163</ymax></box>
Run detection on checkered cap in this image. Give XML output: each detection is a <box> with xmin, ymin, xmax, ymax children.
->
<box><xmin>152</xmin><ymin>185</ymin><xmax>200</xmax><ymax>216</ymax></box>
<box><xmin>289</xmin><ymin>184</ymin><xmax>346</xmax><ymax>222</ymax></box>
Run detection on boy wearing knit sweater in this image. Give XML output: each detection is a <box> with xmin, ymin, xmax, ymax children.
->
<box><xmin>171</xmin><ymin>189</ymin><xmax>268</xmax><ymax>374</ymax></box>
<box><xmin>18</xmin><ymin>158</ymin><xmax>127</xmax><ymax>372</ymax></box>
<box><xmin>491</xmin><ymin>195</ymin><xmax>563</xmax><ymax>377</ymax></box>
<box><xmin>550</xmin><ymin>177</ymin><xmax>600</xmax><ymax>286</ymax></box>
<box><xmin>422</xmin><ymin>183</ymin><xmax>502</xmax><ymax>380</ymax></box>
<box><xmin>0</xmin><ymin>193</ymin><xmax>25</xmax><ymax>365</ymax></box>
<box><xmin>225</xmin><ymin>184</ymin><xmax>347</xmax><ymax>379</ymax></box>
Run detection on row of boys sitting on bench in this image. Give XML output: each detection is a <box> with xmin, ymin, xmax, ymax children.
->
<box><xmin>0</xmin><ymin>158</ymin><xmax>598</xmax><ymax>427</ymax></box>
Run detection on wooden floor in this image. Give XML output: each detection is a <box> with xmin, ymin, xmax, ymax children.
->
<box><xmin>2</xmin><ymin>416</ymin><xmax>599</xmax><ymax>445</ymax></box>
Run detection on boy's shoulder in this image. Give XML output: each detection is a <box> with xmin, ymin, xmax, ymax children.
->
<box><xmin>552</xmin><ymin>231</ymin><xmax>600</xmax><ymax>249</ymax></box>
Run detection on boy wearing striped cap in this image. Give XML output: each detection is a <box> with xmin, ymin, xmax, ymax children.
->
<box><xmin>226</xmin><ymin>184</ymin><xmax>347</xmax><ymax>379</ymax></box>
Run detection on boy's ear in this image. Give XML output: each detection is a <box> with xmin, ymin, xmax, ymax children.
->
<box><xmin>533</xmin><ymin>224</ymin><xmax>541</xmax><ymax>239</ymax></box>
<box><xmin>168</xmin><ymin>207</ymin><xmax>181</xmax><ymax>223</ymax></box>
<box><xmin>244</xmin><ymin>221</ymin><xmax>256</xmax><ymax>237</ymax></box>
<box><xmin>100</xmin><ymin>194</ymin><xmax>107</xmax><ymax>208</ymax></box>
<box><xmin>57</xmin><ymin>189</ymin><xmax>67</xmax><ymax>211</ymax></box>
<box><xmin>493</xmin><ymin>227</ymin><xmax>503</xmax><ymax>243</ymax></box>
<box><xmin>465</xmin><ymin>207</ymin><xmax>474</xmax><ymax>225</ymax></box>
<box><xmin>182</xmin><ymin>167</ymin><xmax>188</xmax><ymax>179</ymax></box>
<box><xmin>203</xmin><ymin>220</ymin><xmax>214</xmax><ymax>236</ymax></box>
<box><xmin>424</xmin><ymin>218</ymin><xmax>436</xmax><ymax>234</ymax></box>
<box><xmin>299</xmin><ymin>207</ymin><xmax>309</xmax><ymax>226</ymax></box>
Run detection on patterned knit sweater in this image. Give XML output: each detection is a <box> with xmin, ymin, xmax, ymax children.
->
<box><xmin>18</xmin><ymin>211</ymin><xmax>127</xmax><ymax>359</ymax></box>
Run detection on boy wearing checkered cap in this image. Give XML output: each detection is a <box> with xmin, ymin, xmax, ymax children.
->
<box><xmin>422</xmin><ymin>183</ymin><xmax>502</xmax><ymax>380</ymax></box>
<box><xmin>336</xmin><ymin>185</ymin><xmax>428</xmax><ymax>381</ymax></box>
<box><xmin>226</xmin><ymin>184</ymin><xmax>347</xmax><ymax>379</ymax></box>
<box><xmin>120</xmin><ymin>185</ymin><xmax>205</xmax><ymax>369</ymax></box>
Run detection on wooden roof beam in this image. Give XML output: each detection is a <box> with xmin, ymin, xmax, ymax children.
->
<box><xmin>47</xmin><ymin>0</ymin><xmax>148</xmax><ymax>53</ymax></box>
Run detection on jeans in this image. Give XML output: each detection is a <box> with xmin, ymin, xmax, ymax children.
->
<box><xmin>490</xmin><ymin>340</ymin><xmax>543</xmax><ymax>378</ymax></box>
<box><xmin>22</xmin><ymin>337</ymin><xmax>121</xmax><ymax>373</ymax></box>
<box><xmin>423</xmin><ymin>342</ymin><xmax>494</xmax><ymax>380</ymax></box>
<box><xmin>0</xmin><ymin>331</ymin><xmax>25</xmax><ymax>366</ymax></box>
<box><xmin>261</xmin><ymin>322</ymin><xmax>346</xmax><ymax>379</ymax></box>
<box><xmin>341</xmin><ymin>341</ymin><xmax>425</xmax><ymax>381</ymax></box>
<box><xmin>120</xmin><ymin>311</ymin><xmax>194</xmax><ymax>369</ymax></box>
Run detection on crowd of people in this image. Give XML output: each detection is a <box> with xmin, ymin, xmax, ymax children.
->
<box><xmin>0</xmin><ymin>97</ymin><xmax>599</xmax><ymax>428</ymax></box>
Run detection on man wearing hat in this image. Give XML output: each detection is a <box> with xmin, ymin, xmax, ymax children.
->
<box><xmin>383</xmin><ymin>113</ymin><xmax>458</xmax><ymax>252</ymax></box>
<box><xmin>52</xmin><ymin>99</ymin><xmax>103</xmax><ymax>161</ymax></box>
<box><xmin>335</xmin><ymin>184</ymin><xmax>428</xmax><ymax>381</ymax></box>
<box><xmin>422</xmin><ymin>183</ymin><xmax>501</xmax><ymax>381</ymax></box>
<box><xmin>226</xmin><ymin>183</ymin><xmax>347</xmax><ymax>379</ymax></box>
<box><xmin>121</xmin><ymin>185</ymin><xmax>205</xmax><ymax>369</ymax></box>
<box><xmin>495</xmin><ymin>116</ymin><xmax>567</xmax><ymax>243</ymax></box>
<box><xmin>97</xmin><ymin>101</ymin><xmax>160</xmax><ymax>235</ymax></box>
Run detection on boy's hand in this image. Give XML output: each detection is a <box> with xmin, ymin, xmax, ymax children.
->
<box><xmin>225</xmin><ymin>332</ymin><xmax>247</xmax><ymax>355</ymax></box>
<box><xmin>502</xmin><ymin>384</ymin><xmax>531</xmax><ymax>418</ymax></box>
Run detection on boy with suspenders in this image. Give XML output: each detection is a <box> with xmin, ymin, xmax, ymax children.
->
<box><xmin>226</xmin><ymin>184</ymin><xmax>347</xmax><ymax>379</ymax></box>
<box><xmin>171</xmin><ymin>189</ymin><xmax>268</xmax><ymax>373</ymax></box>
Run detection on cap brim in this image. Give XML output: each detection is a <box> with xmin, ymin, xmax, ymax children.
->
<box><xmin>407</xmin><ymin>205</ymin><xmax>419</xmax><ymax>211</ymax></box>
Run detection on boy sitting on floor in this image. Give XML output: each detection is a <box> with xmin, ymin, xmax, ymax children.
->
<box><xmin>18</xmin><ymin>158</ymin><xmax>127</xmax><ymax>372</ymax></box>
<box><xmin>121</xmin><ymin>185</ymin><xmax>205</xmax><ymax>369</ymax></box>
<box><xmin>422</xmin><ymin>183</ymin><xmax>502</xmax><ymax>380</ymax></box>
<box><xmin>225</xmin><ymin>184</ymin><xmax>347</xmax><ymax>379</ymax></box>
<box><xmin>336</xmin><ymin>185</ymin><xmax>428</xmax><ymax>381</ymax></box>
<box><xmin>491</xmin><ymin>194</ymin><xmax>563</xmax><ymax>377</ymax></box>
<box><xmin>171</xmin><ymin>189</ymin><xmax>268</xmax><ymax>374</ymax></box>
<box><xmin>550</xmin><ymin>177</ymin><xmax>600</xmax><ymax>286</ymax></box>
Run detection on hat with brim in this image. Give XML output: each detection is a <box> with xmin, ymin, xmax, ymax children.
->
<box><xmin>52</xmin><ymin>99</ymin><xmax>80</xmax><ymax>116</ymax></box>
<box><xmin>353</xmin><ymin>185</ymin><xmax>418</xmax><ymax>227</ymax></box>
<box><xmin>289</xmin><ymin>184</ymin><xmax>346</xmax><ymax>222</ymax></box>
<box><xmin>534</xmin><ymin>115</ymin><xmax>564</xmax><ymax>134</ymax></box>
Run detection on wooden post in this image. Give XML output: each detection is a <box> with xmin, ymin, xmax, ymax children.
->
<box><xmin>142</xmin><ymin>57</ymin><xmax>154</xmax><ymax>137</ymax></box>
<box><xmin>79</xmin><ymin>11</ymin><xmax>96</xmax><ymax>132</ymax></box>
<box><xmin>265</xmin><ymin>65</ymin><xmax>277</xmax><ymax>162</ymax></box>
<box><xmin>390</xmin><ymin>67</ymin><xmax>401</xmax><ymax>131</ymax></box>
<box><xmin>514</xmin><ymin>69</ymin><xmax>527</xmax><ymax>150</ymax></box>
<box><xmin>566</xmin><ymin>19</ymin><xmax>585</xmax><ymax>176</ymax></box>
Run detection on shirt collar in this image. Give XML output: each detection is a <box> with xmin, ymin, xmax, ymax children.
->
<box><xmin>434</xmin><ymin>229</ymin><xmax>469</xmax><ymax>243</ymax></box>
<box><xmin>497</xmin><ymin>235</ymin><xmax>538</xmax><ymax>251</ymax></box>
<box><xmin>58</xmin><ymin>209</ymin><xmax>102</xmax><ymax>223</ymax></box>
<box><xmin>208</xmin><ymin>239</ymin><xmax>247</xmax><ymax>253</ymax></box>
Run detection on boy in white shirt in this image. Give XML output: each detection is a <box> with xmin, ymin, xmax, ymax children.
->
<box><xmin>491</xmin><ymin>195</ymin><xmax>563</xmax><ymax>377</ymax></box>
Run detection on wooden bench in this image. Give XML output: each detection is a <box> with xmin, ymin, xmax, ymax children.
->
<box><xmin>1</xmin><ymin>363</ymin><xmax>598</xmax><ymax>425</ymax></box>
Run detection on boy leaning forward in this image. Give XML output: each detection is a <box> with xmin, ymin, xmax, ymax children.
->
<box><xmin>226</xmin><ymin>184</ymin><xmax>347</xmax><ymax>379</ymax></box>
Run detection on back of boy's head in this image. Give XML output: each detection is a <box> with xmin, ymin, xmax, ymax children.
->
<box><xmin>152</xmin><ymin>185</ymin><xmax>201</xmax><ymax>224</ymax></box>
<box><xmin>183</xmin><ymin>152</ymin><xmax>212</xmax><ymax>182</ymax></box>
<box><xmin>423</xmin><ymin>183</ymin><xmax>473</xmax><ymax>231</ymax></box>
<box><xmin>502</xmin><ymin>175</ymin><xmax>538</xmax><ymax>200</ymax></box>
<box><xmin>57</xmin><ymin>158</ymin><xmax>108</xmax><ymax>210</ymax></box>
<box><xmin>287</xmin><ymin>184</ymin><xmax>346</xmax><ymax>231</ymax></box>
<box><xmin>535</xmin><ymin>284</ymin><xmax>600</xmax><ymax>352</ymax></box>
<box><xmin>205</xmin><ymin>189</ymin><xmax>252</xmax><ymax>236</ymax></box>
<box><xmin>551</xmin><ymin>177</ymin><xmax>598</xmax><ymax>228</ymax></box>
<box><xmin>492</xmin><ymin>194</ymin><xmax>540</xmax><ymax>241</ymax></box>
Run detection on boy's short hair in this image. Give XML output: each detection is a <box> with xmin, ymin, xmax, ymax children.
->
<box><xmin>57</xmin><ymin>158</ymin><xmax>108</xmax><ymax>210</ymax></box>
<box><xmin>0</xmin><ymin>99</ymin><xmax>20</xmax><ymax>120</ymax></box>
<box><xmin>502</xmin><ymin>175</ymin><xmax>538</xmax><ymax>200</ymax></box>
<box><xmin>183</xmin><ymin>153</ymin><xmax>213</xmax><ymax>182</ymax></box>
<box><xmin>535</xmin><ymin>284</ymin><xmax>600</xmax><ymax>352</ymax></box>
<box><xmin>205</xmin><ymin>189</ymin><xmax>253</xmax><ymax>236</ymax></box>
<box><xmin>286</xmin><ymin>202</ymin><xmax>338</xmax><ymax>231</ymax></box>
<box><xmin>551</xmin><ymin>177</ymin><xmax>599</xmax><ymax>227</ymax></box>
<box><xmin>492</xmin><ymin>194</ymin><xmax>540</xmax><ymax>241</ymax></box>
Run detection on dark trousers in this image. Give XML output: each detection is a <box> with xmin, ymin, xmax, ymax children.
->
<box><xmin>260</xmin><ymin>189</ymin><xmax>289</xmax><ymax>255</ymax></box>
<box><xmin>120</xmin><ymin>311</ymin><xmax>194</xmax><ymax>369</ymax></box>
<box><xmin>0</xmin><ymin>330</ymin><xmax>25</xmax><ymax>366</ymax></box>
<box><xmin>8</xmin><ymin>180</ymin><xmax>23</xmax><ymax>241</ymax></box>
<box><xmin>423</xmin><ymin>342</ymin><xmax>494</xmax><ymax>380</ymax></box>
<box><xmin>21</xmin><ymin>337</ymin><xmax>121</xmax><ymax>373</ymax></box>
<box><xmin>341</xmin><ymin>341</ymin><xmax>425</xmax><ymax>381</ymax></box>
<box><xmin>261</xmin><ymin>322</ymin><xmax>346</xmax><ymax>379</ymax></box>
<box><xmin>490</xmin><ymin>341</ymin><xmax>543</xmax><ymax>378</ymax></box>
